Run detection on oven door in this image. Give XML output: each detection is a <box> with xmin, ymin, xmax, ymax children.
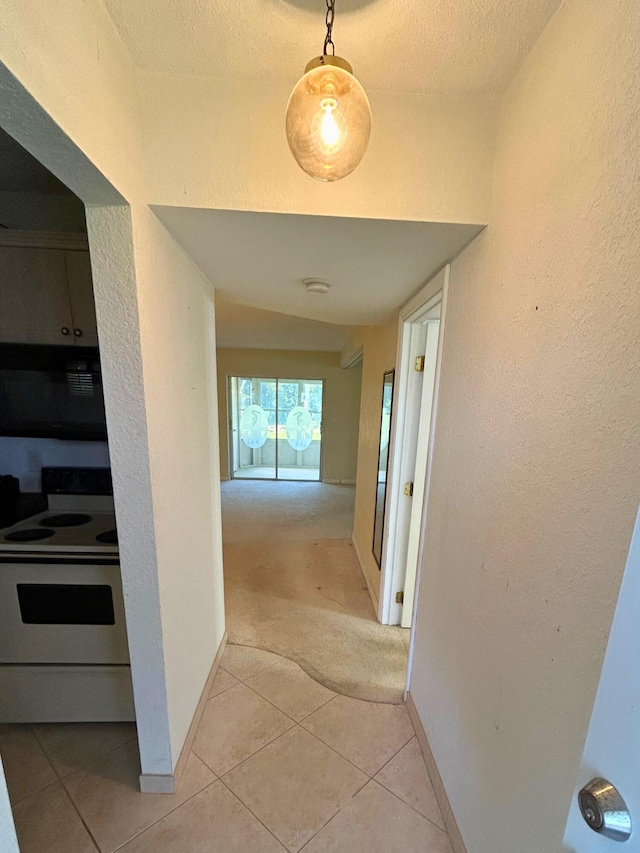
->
<box><xmin>0</xmin><ymin>556</ymin><xmax>129</xmax><ymax>664</ymax></box>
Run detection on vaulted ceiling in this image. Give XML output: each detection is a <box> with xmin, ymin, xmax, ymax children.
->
<box><xmin>103</xmin><ymin>0</ymin><xmax>562</xmax><ymax>94</ymax></box>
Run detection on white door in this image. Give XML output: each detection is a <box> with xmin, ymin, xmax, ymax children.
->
<box><xmin>562</xmin><ymin>503</ymin><xmax>640</xmax><ymax>851</ymax></box>
<box><xmin>401</xmin><ymin>317</ymin><xmax>440</xmax><ymax>626</ymax></box>
<box><xmin>0</xmin><ymin>757</ymin><xmax>19</xmax><ymax>853</ymax></box>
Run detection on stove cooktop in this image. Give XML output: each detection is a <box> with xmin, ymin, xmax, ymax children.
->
<box><xmin>0</xmin><ymin>509</ymin><xmax>118</xmax><ymax>554</ymax></box>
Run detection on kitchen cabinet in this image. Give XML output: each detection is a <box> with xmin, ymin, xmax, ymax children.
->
<box><xmin>0</xmin><ymin>244</ymin><xmax>97</xmax><ymax>346</ymax></box>
<box><xmin>65</xmin><ymin>250</ymin><xmax>98</xmax><ymax>346</ymax></box>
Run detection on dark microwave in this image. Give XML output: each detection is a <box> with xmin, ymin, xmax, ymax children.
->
<box><xmin>0</xmin><ymin>344</ymin><xmax>108</xmax><ymax>441</ymax></box>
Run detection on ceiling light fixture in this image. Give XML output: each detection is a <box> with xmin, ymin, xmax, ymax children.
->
<box><xmin>303</xmin><ymin>277</ymin><xmax>331</xmax><ymax>295</ymax></box>
<box><xmin>286</xmin><ymin>0</ymin><xmax>371</xmax><ymax>183</ymax></box>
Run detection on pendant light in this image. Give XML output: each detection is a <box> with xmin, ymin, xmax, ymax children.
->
<box><xmin>286</xmin><ymin>0</ymin><xmax>371</xmax><ymax>182</ymax></box>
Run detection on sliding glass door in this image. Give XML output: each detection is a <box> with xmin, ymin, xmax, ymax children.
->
<box><xmin>230</xmin><ymin>377</ymin><xmax>323</xmax><ymax>481</ymax></box>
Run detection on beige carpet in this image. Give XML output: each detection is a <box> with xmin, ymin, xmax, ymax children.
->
<box><xmin>222</xmin><ymin>480</ymin><xmax>409</xmax><ymax>704</ymax></box>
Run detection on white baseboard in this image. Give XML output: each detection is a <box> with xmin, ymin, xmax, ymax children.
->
<box><xmin>139</xmin><ymin>631</ymin><xmax>228</xmax><ymax>795</ymax></box>
<box><xmin>351</xmin><ymin>534</ymin><xmax>380</xmax><ymax>615</ymax></box>
<box><xmin>406</xmin><ymin>693</ymin><xmax>468</xmax><ymax>853</ymax></box>
<box><xmin>322</xmin><ymin>478</ymin><xmax>356</xmax><ymax>485</ymax></box>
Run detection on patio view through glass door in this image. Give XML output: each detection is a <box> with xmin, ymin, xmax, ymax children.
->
<box><xmin>230</xmin><ymin>377</ymin><xmax>323</xmax><ymax>481</ymax></box>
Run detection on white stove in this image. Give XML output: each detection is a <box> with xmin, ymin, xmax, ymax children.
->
<box><xmin>0</xmin><ymin>467</ymin><xmax>134</xmax><ymax>723</ymax></box>
<box><xmin>0</xmin><ymin>496</ymin><xmax>117</xmax><ymax>555</ymax></box>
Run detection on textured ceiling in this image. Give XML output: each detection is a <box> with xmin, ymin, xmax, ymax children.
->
<box><xmin>215</xmin><ymin>296</ymin><xmax>357</xmax><ymax>352</ymax></box>
<box><xmin>102</xmin><ymin>0</ymin><xmax>562</xmax><ymax>94</ymax></box>
<box><xmin>153</xmin><ymin>206</ymin><xmax>482</xmax><ymax>325</ymax></box>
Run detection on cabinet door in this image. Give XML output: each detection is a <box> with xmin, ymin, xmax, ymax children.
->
<box><xmin>65</xmin><ymin>250</ymin><xmax>98</xmax><ymax>346</ymax></box>
<box><xmin>0</xmin><ymin>247</ymin><xmax>74</xmax><ymax>344</ymax></box>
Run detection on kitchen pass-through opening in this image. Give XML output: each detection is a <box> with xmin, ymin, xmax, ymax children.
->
<box><xmin>229</xmin><ymin>376</ymin><xmax>323</xmax><ymax>481</ymax></box>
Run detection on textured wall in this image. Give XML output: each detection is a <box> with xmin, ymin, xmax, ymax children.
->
<box><xmin>216</xmin><ymin>349</ymin><xmax>362</xmax><ymax>484</ymax></box>
<box><xmin>132</xmin><ymin>205</ymin><xmax>225</xmax><ymax>765</ymax></box>
<box><xmin>138</xmin><ymin>73</ymin><xmax>498</xmax><ymax>225</ymax></box>
<box><xmin>0</xmin><ymin>4</ymin><xmax>226</xmax><ymax>778</ymax></box>
<box><xmin>87</xmin><ymin>205</ymin><xmax>172</xmax><ymax>775</ymax></box>
<box><xmin>409</xmin><ymin>0</ymin><xmax>640</xmax><ymax>850</ymax></box>
<box><xmin>352</xmin><ymin>316</ymin><xmax>399</xmax><ymax>603</ymax></box>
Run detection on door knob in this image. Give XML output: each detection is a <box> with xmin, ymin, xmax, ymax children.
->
<box><xmin>578</xmin><ymin>778</ymin><xmax>631</xmax><ymax>841</ymax></box>
<box><xmin>73</xmin><ymin>328</ymin><xmax>83</xmax><ymax>337</ymax></box>
<box><xmin>61</xmin><ymin>327</ymin><xmax>70</xmax><ymax>335</ymax></box>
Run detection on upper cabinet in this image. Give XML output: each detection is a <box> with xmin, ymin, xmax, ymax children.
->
<box><xmin>64</xmin><ymin>250</ymin><xmax>98</xmax><ymax>346</ymax></box>
<box><xmin>0</xmin><ymin>233</ymin><xmax>97</xmax><ymax>347</ymax></box>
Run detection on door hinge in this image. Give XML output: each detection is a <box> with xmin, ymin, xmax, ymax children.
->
<box><xmin>404</xmin><ymin>482</ymin><xmax>414</xmax><ymax>496</ymax></box>
<box><xmin>415</xmin><ymin>356</ymin><xmax>425</xmax><ymax>372</ymax></box>
<box><xmin>396</xmin><ymin>591</ymin><xmax>404</xmax><ymax>604</ymax></box>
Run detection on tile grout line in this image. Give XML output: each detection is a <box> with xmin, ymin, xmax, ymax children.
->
<box><xmin>3</xmin><ymin>726</ymin><xmax>58</xmax><ymax>807</ymax></box>
<box><xmin>56</xmin><ymin>743</ymin><xmax>217</xmax><ymax>853</ymax></box>
<box><xmin>241</xmin><ymin>673</ymin><xmax>339</xmax><ymax>725</ymax></box>
<box><xmin>371</xmin><ymin>734</ymin><xmax>449</xmax><ymax>832</ymax></box>
<box><xmin>193</xmin><ymin>711</ymin><xmax>297</xmax><ymax>780</ymax></box>
<box><xmin>109</xmin><ymin>777</ymin><xmax>221</xmax><ymax>853</ymax></box>
<box><xmin>57</xmin><ymin>780</ymin><xmax>102</xmax><ymax>853</ymax></box>
<box><xmin>217</xmin><ymin>747</ymin><xmax>366</xmax><ymax>853</ymax></box>
<box><xmin>216</xmin><ymin>775</ymin><xmax>290</xmax><ymax>852</ymax></box>
<box><xmin>31</xmin><ymin>725</ymin><xmax>139</xmax><ymax>781</ymax></box>
<box><xmin>368</xmin><ymin>777</ymin><xmax>453</xmax><ymax>839</ymax></box>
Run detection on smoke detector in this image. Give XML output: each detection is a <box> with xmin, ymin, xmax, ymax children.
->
<box><xmin>303</xmin><ymin>277</ymin><xmax>331</xmax><ymax>295</ymax></box>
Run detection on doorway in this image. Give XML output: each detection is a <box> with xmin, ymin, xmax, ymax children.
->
<box><xmin>229</xmin><ymin>376</ymin><xmax>323</xmax><ymax>481</ymax></box>
<box><xmin>379</xmin><ymin>266</ymin><xmax>449</xmax><ymax>628</ymax></box>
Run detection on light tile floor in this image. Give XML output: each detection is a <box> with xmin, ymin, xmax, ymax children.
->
<box><xmin>3</xmin><ymin>645</ymin><xmax>452</xmax><ymax>853</ymax></box>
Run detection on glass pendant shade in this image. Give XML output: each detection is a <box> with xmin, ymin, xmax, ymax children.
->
<box><xmin>286</xmin><ymin>57</ymin><xmax>371</xmax><ymax>182</ymax></box>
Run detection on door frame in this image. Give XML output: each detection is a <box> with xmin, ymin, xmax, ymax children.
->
<box><xmin>379</xmin><ymin>265</ymin><xmax>450</xmax><ymax>625</ymax></box>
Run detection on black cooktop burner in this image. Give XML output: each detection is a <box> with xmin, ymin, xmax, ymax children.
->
<box><xmin>5</xmin><ymin>528</ymin><xmax>55</xmax><ymax>542</ymax></box>
<box><xmin>39</xmin><ymin>514</ymin><xmax>93</xmax><ymax>528</ymax></box>
<box><xmin>96</xmin><ymin>529</ymin><xmax>118</xmax><ymax>545</ymax></box>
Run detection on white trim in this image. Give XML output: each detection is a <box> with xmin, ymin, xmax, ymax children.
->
<box><xmin>352</xmin><ymin>533</ymin><xmax>380</xmax><ymax>614</ymax></box>
<box><xmin>341</xmin><ymin>344</ymin><xmax>364</xmax><ymax>369</ymax></box>
<box><xmin>379</xmin><ymin>267</ymin><xmax>449</xmax><ymax>624</ymax></box>
<box><xmin>0</xmin><ymin>229</ymin><xmax>88</xmax><ymax>250</ymax></box>
<box><xmin>139</xmin><ymin>631</ymin><xmax>227</xmax><ymax>794</ymax></box>
<box><xmin>406</xmin><ymin>267</ymin><xmax>450</xmax><ymax>686</ymax></box>
<box><xmin>407</xmin><ymin>692</ymin><xmax>468</xmax><ymax>853</ymax></box>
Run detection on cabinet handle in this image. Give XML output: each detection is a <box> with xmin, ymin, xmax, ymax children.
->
<box><xmin>73</xmin><ymin>328</ymin><xmax>83</xmax><ymax>337</ymax></box>
<box><xmin>61</xmin><ymin>327</ymin><xmax>70</xmax><ymax>336</ymax></box>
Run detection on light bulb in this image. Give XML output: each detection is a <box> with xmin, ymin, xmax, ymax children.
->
<box><xmin>320</xmin><ymin>99</ymin><xmax>340</xmax><ymax>147</ymax></box>
<box><xmin>286</xmin><ymin>57</ymin><xmax>371</xmax><ymax>182</ymax></box>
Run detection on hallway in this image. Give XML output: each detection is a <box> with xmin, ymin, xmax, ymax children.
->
<box><xmin>2</xmin><ymin>645</ymin><xmax>452</xmax><ymax>852</ymax></box>
<box><xmin>222</xmin><ymin>481</ymin><xmax>409</xmax><ymax>703</ymax></box>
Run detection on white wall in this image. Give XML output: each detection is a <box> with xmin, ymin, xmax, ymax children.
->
<box><xmin>0</xmin><ymin>2</ymin><xmax>225</xmax><ymax>779</ymax></box>
<box><xmin>409</xmin><ymin>1</ymin><xmax>640</xmax><ymax>851</ymax></box>
<box><xmin>138</xmin><ymin>72</ymin><xmax>498</xmax><ymax>224</ymax></box>
<box><xmin>0</xmin><ymin>438</ymin><xmax>109</xmax><ymax>492</ymax></box>
<box><xmin>130</xmin><ymin>204</ymin><xmax>225</xmax><ymax>765</ymax></box>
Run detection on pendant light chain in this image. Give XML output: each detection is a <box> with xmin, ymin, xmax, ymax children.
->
<box><xmin>323</xmin><ymin>0</ymin><xmax>336</xmax><ymax>55</ymax></box>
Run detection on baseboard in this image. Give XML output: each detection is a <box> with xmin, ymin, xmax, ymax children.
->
<box><xmin>406</xmin><ymin>693</ymin><xmax>468</xmax><ymax>853</ymax></box>
<box><xmin>322</xmin><ymin>478</ymin><xmax>356</xmax><ymax>485</ymax></box>
<box><xmin>139</xmin><ymin>631</ymin><xmax>228</xmax><ymax>795</ymax></box>
<box><xmin>351</xmin><ymin>534</ymin><xmax>380</xmax><ymax>615</ymax></box>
